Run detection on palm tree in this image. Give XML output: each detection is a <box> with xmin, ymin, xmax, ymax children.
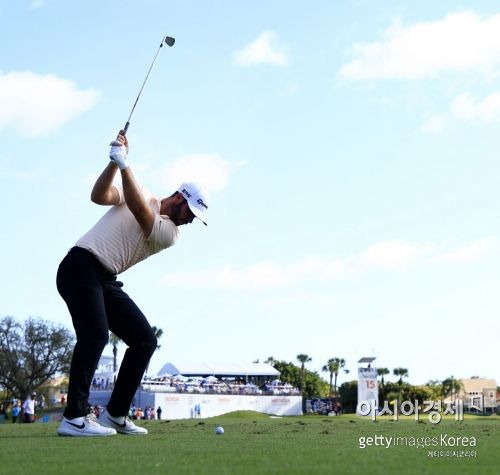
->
<box><xmin>322</xmin><ymin>358</ymin><xmax>348</xmax><ymax>398</ymax></box>
<box><xmin>109</xmin><ymin>333</ymin><xmax>121</xmax><ymax>374</ymax></box>
<box><xmin>377</xmin><ymin>367</ymin><xmax>390</xmax><ymax>400</ymax></box>
<box><xmin>144</xmin><ymin>326</ymin><xmax>164</xmax><ymax>376</ymax></box>
<box><xmin>425</xmin><ymin>380</ymin><xmax>443</xmax><ymax>401</ymax></box>
<box><xmin>377</xmin><ymin>367</ymin><xmax>390</xmax><ymax>385</ymax></box>
<box><xmin>296</xmin><ymin>354</ymin><xmax>312</xmax><ymax>392</ymax></box>
<box><xmin>264</xmin><ymin>356</ymin><xmax>277</xmax><ymax>366</ymax></box>
<box><xmin>151</xmin><ymin>326</ymin><xmax>164</xmax><ymax>350</ymax></box>
<box><xmin>441</xmin><ymin>376</ymin><xmax>463</xmax><ymax>403</ymax></box>
<box><xmin>393</xmin><ymin>368</ymin><xmax>409</xmax><ymax>393</ymax></box>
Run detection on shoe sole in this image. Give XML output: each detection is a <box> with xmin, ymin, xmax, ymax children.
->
<box><xmin>115</xmin><ymin>429</ymin><xmax>148</xmax><ymax>435</ymax></box>
<box><xmin>57</xmin><ymin>429</ymin><xmax>116</xmax><ymax>437</ymax></box>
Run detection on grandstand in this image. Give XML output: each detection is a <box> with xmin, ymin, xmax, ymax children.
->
<box><xmin>89</xmin><ymin>358</ymin><xmax>303</xmax><ymax>419</ymax></box>
<box><xmin>143</xmin><ymin>362</ymin><xmax>298</xmax><ymax>396</ymax></box>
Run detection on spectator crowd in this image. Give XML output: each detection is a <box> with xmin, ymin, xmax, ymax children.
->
<box><xmin>0</xmin><ymin>393</ymin><xmax>49</xmax><ymax>423</ymax></box>
<box><xmin>139</xmin><ymin>376</ymin><xmax>301</xmax><ymax>396</ymax></box>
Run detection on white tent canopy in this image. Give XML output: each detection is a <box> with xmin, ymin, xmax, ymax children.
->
<box><xmin>157</xmin><ymin>362</ymin><xmax>280</xmax><ymax>378</ymax></box>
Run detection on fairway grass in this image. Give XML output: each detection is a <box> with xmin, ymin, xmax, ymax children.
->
<box><xmin>0</xmin><ymin>411</ymin><xmax>498</xmax><ymax>474</ymax></box>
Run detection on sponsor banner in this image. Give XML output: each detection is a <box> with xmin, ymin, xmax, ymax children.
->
<box><xmin>357</xmin><ymin>367</ymin><xmax>378</xmax><ymax>415</ymax></box>
<box><xmin>271</xmin><ymin>398</ymin><xmax>291</xmax><ymax>405</ymax></box>
<box><xmin>129</xmin><ymin>393</ymin><xmax>303</xmax><ymax>420</ymax></box>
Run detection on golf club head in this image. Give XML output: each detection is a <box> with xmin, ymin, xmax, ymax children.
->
<box><xmin>164</xmin><ymin>36</ymin><xmax>175</xmax><ymax>47</ymax></box>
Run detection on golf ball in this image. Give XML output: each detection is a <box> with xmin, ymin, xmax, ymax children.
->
<box><xmin>215</xmin><ymin>426</ymin><xmax>224</xmax><ymax>435</ymax></box>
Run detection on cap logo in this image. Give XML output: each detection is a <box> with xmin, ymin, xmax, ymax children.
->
<box><xmin>197</xmin><ymin>198</ymin><xmax>208</xmax><ymax>210</ymax></box>
<box><xmin>181</xmin><ymin>188</ymin><xmax>192</xmax><ymax>198</ymax></box>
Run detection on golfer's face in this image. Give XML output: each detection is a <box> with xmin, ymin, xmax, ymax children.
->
<box><xmin>177</xmin><ymin>200</ymin><xmax>195</xmax><ymax>226</ymax></box>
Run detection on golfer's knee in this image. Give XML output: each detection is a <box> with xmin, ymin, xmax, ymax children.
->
<box><xmin>77</xmin><ymin>329</ymin><xmax>108</xmax><ymax>349</ymax></box>
<box><xmin>127</xmin><ymin>330</ymin><xmax>157</xmax><ymax>354</ymax></box>
<box><xmin>89</xmin><ymin>338</ymin><xmax>108</xmax><ymax>355</ymax></box>
<box><xmin>143</xmin><ymin>333</ymin><xmax>157</xmax><ymax>356</ymax></box>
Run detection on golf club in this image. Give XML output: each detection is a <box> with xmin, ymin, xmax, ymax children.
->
<box><xmin>122</xmin><ymin>35</ymin><xmax>175</xmax><ymax>135</ymax></box>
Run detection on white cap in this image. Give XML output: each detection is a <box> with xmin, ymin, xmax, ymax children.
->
<box><xmin>177</xmin><ymin>182</ymin><xmax>208</xmax><ymax>225</ymax></box>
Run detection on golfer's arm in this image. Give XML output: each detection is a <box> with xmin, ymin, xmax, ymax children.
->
<box><xmin>120</xmin><ymin>168</ymin><xmax>155</xmax><ymax>236</ymax></box>
<box><xmin>91</xmin><ymin>162</ymin><xmax>121</xmax><ymax>205</ymax></box>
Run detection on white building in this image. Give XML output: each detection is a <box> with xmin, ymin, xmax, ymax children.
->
<box><xmin>460</xmin><ymin>378</ymin><xmax>497</xmax><ymax>413</ymax></box>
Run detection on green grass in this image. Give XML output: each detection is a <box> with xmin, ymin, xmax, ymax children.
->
<box><xmin>0</xmin><ymin>411</ymin><xmax>498</xmax><ymax>474</ymax></box>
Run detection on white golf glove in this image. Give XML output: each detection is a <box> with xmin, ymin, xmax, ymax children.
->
<box><xmin>109</xmin><ymin>140</ymin><xmax>129</xmax><ymax>170</ymax></box>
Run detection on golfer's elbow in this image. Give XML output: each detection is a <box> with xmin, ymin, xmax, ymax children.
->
<box><xmin>91</xmin><ymin>189</ymin><xmax>115</xmax><ymax>205</ymax></box>
<box><xmin>91</xmin><ymin>190</ymin><xmax>105</xmax><ymax>204</ymax></box>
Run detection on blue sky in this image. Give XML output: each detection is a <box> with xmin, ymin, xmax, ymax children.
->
<box><xmin>1</xmin><ymin>0</ymin><xmax>499</xmax><ymax>386</ymax></box>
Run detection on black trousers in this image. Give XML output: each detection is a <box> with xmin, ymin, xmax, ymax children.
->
<box><xmin>57</xmin><ymin>247</ymin><xmax>157</xmax><ymax>419</ymax></box>
<box><xmin>22</xmin><ymin>413</ymin><xmax>34</xmax><ymax>423</ymax></box>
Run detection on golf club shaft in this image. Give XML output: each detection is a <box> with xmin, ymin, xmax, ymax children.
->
<box><xmin>123</xmin><ymin>37</ymin><xmax>170</xmax><ymax>135</ymax></box>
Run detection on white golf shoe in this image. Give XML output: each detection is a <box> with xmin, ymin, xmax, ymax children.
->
<box><xmin>97</xmin><ymin>410</ymin><xmax>148</xmax><ymax>435</ymax></box>
<box><xmin>57</xmin><ymin>414</ymin><xmax>117</xmax><ymax>437</ymax></box>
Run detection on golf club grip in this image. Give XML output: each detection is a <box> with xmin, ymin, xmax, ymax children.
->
<box><xmin>123</xmin><ymin>122</ymin><xmax>130</xmax><ymax>136</ymax></box>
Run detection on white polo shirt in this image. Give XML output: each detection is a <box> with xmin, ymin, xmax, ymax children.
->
<box><xmin>76</xmin><ymin>186</ymin><xmax>178</xmax><ymax>274</ymax></box>
<box><xmin>23</xmin><ymin>397</ymin><xmax>35</xmax><ymax>415</ymax></box>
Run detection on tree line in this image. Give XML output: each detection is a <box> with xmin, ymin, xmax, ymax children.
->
<box><xmin>257</xmin><ymin>354</ymin><xmax>350</xmax><ymax>399</ymax></box>
<box><xmin>263</xmin><ymin>355</ymin><xmax>468</xmax><ymax>409</ymax></box>
<box><xmin>0</xmin><ymin>316</ymin><xmax>74</xmax><ymax>399</ymax></box>
<box><xmin>0</xmin><ymin>316</ymin><xmax>163</xmax><ymax>401</ymax></box>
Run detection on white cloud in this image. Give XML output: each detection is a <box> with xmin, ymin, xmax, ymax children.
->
<box><xmin>450</xmin><ymin>92</ymin><xmax>500</xmax><ymax>122</ymax></box>
<box><xmin>155</xmin><ymin>153</ymin><xmax>232</xmax><ymax>193</ymax></box>
<box><xmin>357</xmin><ymin>239</ymin><xmax>434</xmax><ymax>270</ymax></box>
<box><xmin>162</xmin><ymin>261</ymin><xmax>292</xmax><ymax>290</ymax></box>
<box><xmin>431</xmin><ymin>237</ymin><xmax>499</xmax><ymax>263</ymax></box>
<box><xmin>0</xmin><ymin>71</ymin><xmax>100</xmax><ymax>137</ymax></box>
<box><xmin>160</xmin><ymin>238</ymin><xmax>494</xmax><ymax>290</ymax></box>
<box><xmin>421</xmin><ymin>116</ymin><xmax>447</xmax><ymax>134</ymax></box>
<box><xmin>233</xmin><ymin>31</ymin><xmax>289</xmax><ymax>67</ymax></box>
<box><xmin>339</xmin><ymin>11</ymin><xmax>500</xmax><ymax>80</ymax></box>
<box><xmin>421</xmin><ymin>92</ymin><xmax>500</xmax><ymax>131</ymax></box>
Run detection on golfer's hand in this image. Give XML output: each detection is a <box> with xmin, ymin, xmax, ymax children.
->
<box><xmin>109</xmin><ymin>131</ymin><xmax>129</xmax><ymax>170</ymax></box>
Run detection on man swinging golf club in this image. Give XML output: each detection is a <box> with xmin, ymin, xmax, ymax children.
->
<box><xmin>56</xmin><ymin>132</ymin><xmax>207</xmax><ymax>436</ymax></box>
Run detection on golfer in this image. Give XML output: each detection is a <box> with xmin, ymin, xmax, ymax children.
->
<box><xmin>57</xmin><ymin>132</ymin><xmax>207</xmax><ymax>436</ymax></box>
